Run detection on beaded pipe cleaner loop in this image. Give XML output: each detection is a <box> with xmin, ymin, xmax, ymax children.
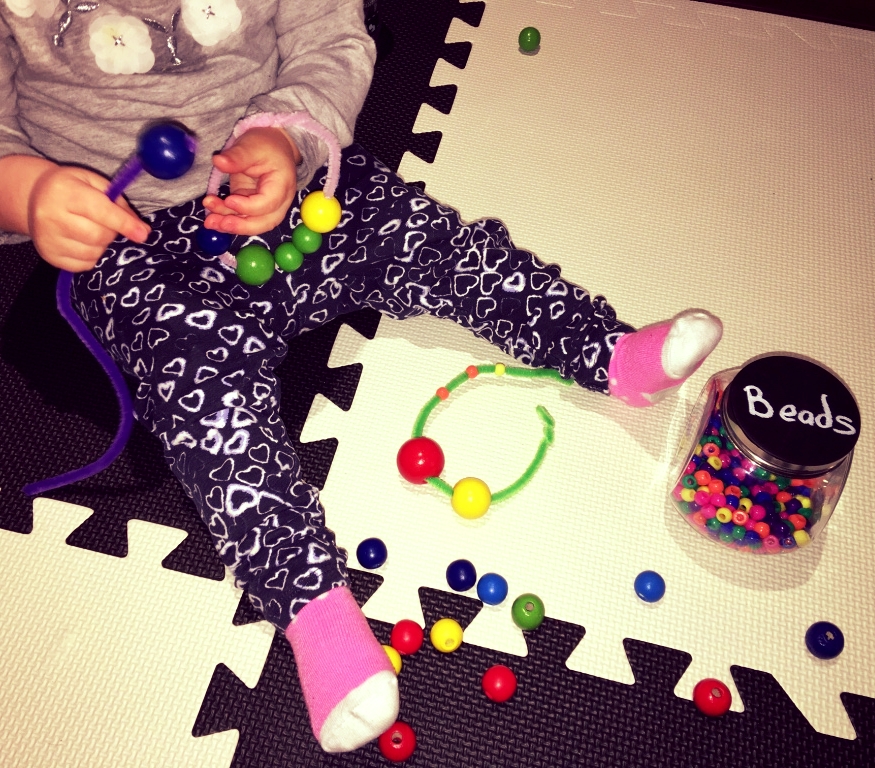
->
<box><xmin>397</xmin><ymin>363</ymin><xmax>573</xmax><ymax>519</ymax></box>
<box><xmin>199</xmin><ymin>112</ymin><xmax>344</xmax><ymax>285</ymax></box>
<box><xmin>23</xmin><ymin>123</ymin><xmax>196</xmax><ymax>496</ymax></box>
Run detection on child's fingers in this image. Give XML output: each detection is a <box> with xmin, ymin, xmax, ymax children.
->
<box><xmin>203</xmin><ymin>210</ymin><xmax>283</xmax><ymax>237</ymax></box>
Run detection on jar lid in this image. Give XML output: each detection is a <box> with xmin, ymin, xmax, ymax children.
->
<box><xmin>723</xmin><ymin>355</ymin><xmax>860</xmax><ymax>477</ymax></box>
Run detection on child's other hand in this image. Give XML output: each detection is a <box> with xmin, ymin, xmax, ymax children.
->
<box><xmin>28</xmin><ymin>165</ymin><xmax>152</xmax><ymax>272</ymax></box>
<box><xmin>202</xmin><ymin>127</ymin><xmax>301</xmax><ymax>236</ymax></box>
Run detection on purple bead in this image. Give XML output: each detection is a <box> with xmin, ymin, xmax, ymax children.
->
<box><xmin>785</xmin><ymin>498</ymin><xmax>803</xmax><ymax>514</ymax></box>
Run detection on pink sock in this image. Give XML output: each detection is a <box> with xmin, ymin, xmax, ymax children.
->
<box><xmin>285</xmin><ymin>586</ymin><xmax>398</xmax><ymax>752</ymax></box>
<box><xmin>608</xmin><ymin>310</ymin><xmax>722</xmax><ymax>407</ymax></box>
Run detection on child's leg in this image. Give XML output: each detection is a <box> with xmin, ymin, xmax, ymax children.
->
<box><xmin>72</xmin><ymin>201</ymin><xmax>396</xmax><ymax>753</ymax></box>
<box><xmin>261</xmin><ymin>146</ymin><xmax>720</xmax><ymax>404</ymax></box>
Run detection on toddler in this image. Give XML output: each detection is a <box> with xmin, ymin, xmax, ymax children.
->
<box><xmin>0</xmin><ymin>0</ymin><xmax>721</xmax><ymax>754</ymax></box>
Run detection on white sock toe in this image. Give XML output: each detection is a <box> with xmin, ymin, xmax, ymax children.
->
<box><xmin>318</xmin><ymin>670</ymin><xmax>399</xmax><ymax>753</ymax></box>
<box><xmin>661</xmin><ymin>310</ymin><xmax>723</xmax><ymax>379</ymax></box>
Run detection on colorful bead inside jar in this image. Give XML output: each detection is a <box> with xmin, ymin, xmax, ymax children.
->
<box><xmin>671</xmin><ymin>354</ymin><xmax>860</xmax><ymax>553</ymax></box>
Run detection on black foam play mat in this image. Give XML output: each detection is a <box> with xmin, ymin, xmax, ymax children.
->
<box><xmin>2</xmin><ymin>1</ymin><xmax>874</xmax><ymax>766</ymax></box>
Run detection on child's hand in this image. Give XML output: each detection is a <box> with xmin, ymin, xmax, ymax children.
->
<box><xmin>202</xmin><ymin>127</ymin><xmax>301</xmax><ymax>236</ymax></box>
<box><xmin>28</xmin><ymin>164</ymin><xmax>152</xmax><ymax>272</ymax></box>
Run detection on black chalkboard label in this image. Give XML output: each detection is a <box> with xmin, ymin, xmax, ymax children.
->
<box><xmin>723</xmin><ymin>355</ymin><xmax>860</xmax><ymax>473</ymax></box>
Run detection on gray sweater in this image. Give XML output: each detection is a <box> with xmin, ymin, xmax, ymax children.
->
<box><xmin>0</xmin><ymin>0</ymin><xmax>375</xmax><ymax>240</ymax></box>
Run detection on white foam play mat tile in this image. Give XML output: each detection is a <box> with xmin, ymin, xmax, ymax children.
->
<box><xmin>0</xmin><ymin>499</ymin><xmax>273</xmax><ymax>767</ymax></box>
<box><xmin>302</xmin><ymin>0</ymin><xmax>875</xmax><ymax>741</ymax></box>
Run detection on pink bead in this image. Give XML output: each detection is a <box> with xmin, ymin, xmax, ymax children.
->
<box><xmin>701</xmin><ymin>505</ymin><xmax>717</xmax><ymax>519</ymax></box>
<box><xmin>763</xmin><ymin>535</ymin><xmax>780</xmax><ymax>550</ymax></box>
<box><xmin>719</xmin><ymin>452</ymin><xmax>731</xmax><ymax>468</ymax></box>
<box><xmin>763</xmin><ymin>481</ymin><xmax>779</xmax><ymax>495</ymax></box>
<box><xmin>732</xmin><ymin>467</ymin><xmax>746</xmax><ymax>481</ymax></box>
<box><xmin>694</xmin><ymin>491</ymin><xmax>711</xmax><ymax>506</ymax></box>
<box><xmin>710</xmin><ymin>492</ymin><xmax>726</xmax><ymax>507</ymax></box>
<box><xmin>741</xmin><ymin>458</ymin><xmax>757</xmax><ymax>472</ymax></box>
<box><xmin>685</xmin><ymin>461</ymin><xmax>697</xmax><ymax>475</ymax></box>
<box><xmin>780</xmin><ymin>511</ymin><xmax>789</xmax><ymax>519</ymax></box>
<box><xmin>749</xmin><ymin>505</ymin><xmax>766</xmax><ymax>521</ymax></box>
<box><xmin>744</xmin><ymin>518</ymin><xmax>756</xmax><ymax>530</ymax></box>
<box><xmin>672</xmin><ymin>485</ymin><xmax>685</xmax><ymax>501</ymax></box>
<box><xmin>730</xmin><ymin>449</ymin><xmax>741</xmax><ymax>458</ymax></box>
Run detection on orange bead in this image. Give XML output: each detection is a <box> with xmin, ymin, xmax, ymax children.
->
<box><xmin>788</xmin><ymin>514</ymin><xmax>807</xmax><ymax>531</ymax></box>
<box><xmin>694</xmin><ymin>470</ymin><xmax>711</xmax><ymax>486</ymax></box>
<box><xmin>753</xmin><ymin>522</ymin><xmax>770</xmax><ymax>538</ymax></box>
<box><xmin>724</xmin><ymin>485</ymin><xmax>741</xmax><ymax>497</ymax></box>
<box><xmin>466</xmin><ymin>365</ymin><xmax>479</xmax><ymax>378</ymax></box>
<box><xmin>702</xmin><ymin>443</ymin><xmax>720</xmax><ymax>457</ymax></box>
<box><xmin>436</xmin><ymin>387</ymin><xmax>450</xmax><ymax>400</ymax></box>
<box><xmin>732</xmin><ymin>510</ymin><xmax>748</xmax><ymax>526</ymax></box>
<box><xmin>707</xmin><ymin>479</ymin><xmax>725</xmax><ymax>494</ymax></box>
<box><xmin>776</xmin><ymin>491</ymin><xmax>793</xmax><ymax>503</ymax></box>
<box><xmin>691</xmin><ymin>512</ymin><xmax>706</xmax><ymax>527</ymax></box>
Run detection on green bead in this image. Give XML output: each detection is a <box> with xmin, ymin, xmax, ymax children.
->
<box><xmin>235</xmin><ymin>244</ymin><xmax>275</xmax><ymax>286</ymax></box>
<box><xmin>753</xmin><ymin>467</ymin><xmax>769</xmax><ymax>480</ymax></box>
<box><xmin>719</xmin><ymin>531</ymin><xmax>734</xmax><ymax>543</ymax></box>
<box><xmin>518</xmin><ymin>26</ymin><xmax>541</xmax><ymax>53</ymax></box>
<box><xmin>775</xmin><ymin>476</ymin><xmax>791</xmax><ymax>490</ymax></box>
<box><xmin>739</xmin><ymin>485</ymin><xmax>750</xmax><ymax>498</ymax></box>
<box><xmin>706</xmin><ymin>517</ymin><xmax>722</xmax><ymax>532</ymax></box>
<box><xmin>274</xmin><ymin>241</ymin><xmax>304</xmax><ymax>272</ymax></box>
<box><xmin>799</xmin><ymin>507</ymin><xmax>812</xmax><ymax>518</ymax></box>
<box><xmin>511</xmin><ymin>593</ymin><xmax>545</xmax><ymax>630</ymax></box>
<box><xmin>292</xmin><ymin>223</ymin><xmax>323</xmax><ymax>254</ymax></box>
<box><xmin>731</xmin><ymin>525</ymin><xmax>745</xmax><ymax>540</ymax></box>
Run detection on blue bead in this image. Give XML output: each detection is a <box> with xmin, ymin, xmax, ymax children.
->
<box><xmin>634</xmin><ymin>570</ymin><xmax>666</xmax><ymax>603</ymax></box>
<box><xmin>196</xmin><ymin>226</ymin><xmax>233</xmax><ymax>255</ymax></box>
<box><xmin>356</xmin><ymin>537</ymin><xmax>388</xmax><ymax>569</ymax></box>
<box><xmin>687</xmin><ymin>501</ymin><xmax>700</xmax><ymax>512</ymax></box>
<box><xmin>446</xmin><ymin>558</ymin><xmax>477</xmax><ymax>592</ymax></box>
<box><xmin>476</xmin><ymin>572</ymin><xmax>509</xmax><ymax>605</ymax></box>
<box><xmin>754</xmin><ymin>492</ymin><xmax>772</xmax><ymax>505</ymax></box>
<box><xmin>805</xmin><ymin>621</ymin><xmax>844</xmax><ymax>659</ymax></box>
<box><xmin>796</xmin><ymin>486</ymin><xmax>812</xmax><ymax>497</ymax></box>
<box><xmin>721</xmin><ymin>522</ymin><xmax>735</xmax><ymax>534</ymax></box>
<box><xmin>718</xmin><ymin>469</ymin><xmax>735</xmax><ymax>484</ymax></box>
<box><xmin>725</xmin><ymin>495</ymin><xmax>739</xmax><ymax>509</ymax></box>
<box><xmin>780</xmin><ymin>535</ymin><xmax>797</xmax><ymax>549</ymax></box>
<box><xmin>743</xmin><ymin>531</ymin><xmax>761</xmax><ymax>544</ymax></box>
<box><xmin>785</xmin><ymin>499</ymin><xmax>803</xmax><ymax>514</ymax></box>
<box><xmin>137</xmin><ymin>123</ymin><xmax>196</xmax><ymax>180</ymax></box>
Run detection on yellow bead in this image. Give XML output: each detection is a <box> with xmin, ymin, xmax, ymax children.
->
<box><xmin>430</xmin><ymin>618</ymin><xmax>463</xmax><ymax>653</ymax></box>
<box><xmin>680</xmin><ymin>488</ymin><xmax>696</xmax><ymax>502</ymax></box>
<box><xmin>796</xmin><ymin>496</ymin><xmax>812</xmax><ymax>509</ymax></box>
<box><xmin>715</xmin><ymin>507</ymin><xmax>733</xmax><ymax>524</ymax></box>
<box><xmin>694</xmin><ymin>445</ymin><xmax>703</xmax><ymax>456</ymax></box>
<box><xmin>739</xmin><ymin>498</ymin><xmax>753</xmax><ymax>511</ymax></box>
<box><xmin>451</xmin><ymin>477</ymin><xmax>492</xmax><ymax>519</ymax></box>
<box><xmin>383</xmin><ymin>644</ymin><xmax>402</xmax><ymax>675</ymax></box>
<box><xmin>707</xmin><ymin>456</ymin><xmax>722</xmax><ymax>470</ymax></box>
<box><xmin>494</xmin><ymin>363</ymin><xmax>506</xmax><ymax>376</ymax></box>
<box><xmin>300</xmin><ymin>190</ymin><xmax>342</xmax><ymax>233</ymax></box>
<box><xmin>793</xmin><ymin>529</ymin><xmax>811</xmax><ymax>547</ymax></box>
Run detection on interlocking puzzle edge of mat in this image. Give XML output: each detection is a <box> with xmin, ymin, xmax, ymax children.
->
<box><xmin>302</xmin><ymin>0</ymin><xmax>875</xmax><ymax>743</ymax></box>
<box><xmin>0</xmin><ymin>498</ymin><xmax>273</xmax><ymax>768</ymax></box>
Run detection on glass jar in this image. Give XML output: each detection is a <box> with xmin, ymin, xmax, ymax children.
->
<box><xmin>670</xmin><ymin>354</ymin><xmax>860</xmax><ymax>553</ymax></box>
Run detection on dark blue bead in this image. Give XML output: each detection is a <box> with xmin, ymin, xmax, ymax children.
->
<box><xmin>718</xmin><ymin>469</ymin><xmax>736</xmax><ymax>484</ymax></box>
<box><xmin>356</xmin><ymin>537</ymin><xmax>388</xmax><ymax>569</ymax></box>
<box><xmin>446</xmin><ymin>559</ymin><xmax>477</xmax><ymax>592</ymax></box>
<box><xmin>721</xmin><ymin>522</ymin><xmax>735</xmax><ymax>534</ymax></box>
<box><xmin>196</xmin><ymin>226</ymin><xmax>233</xmax><ymax>255</ymax></box>
<box><xmin>796</xmin><ymin>486</ymin><xmax>812</xmax><ymax>497</ymax></box>
<box><xmin>743</xmin><ymin>530</ymin><xmax>760</xmax><ymax>544</ymax></box>
<box><xmin>805</xmin><ymin>621</ymin><xmax>844</xmax><ymax>659</ymax></box>
<box><xmin>773</xmin><ymin>521</ymin><xmax>792</xmax><ymax>539</ymax></box>
<box><xmin>687</xmin><ymin>502</ymin><xmax>701</xmax><ymax>512</ymax></box>
<box><xmin>785</xmin><ymin>499</ymin><xmax>803</xmax><ymax>514</ymax></box>
<box><xmin>780</xmin><ymin>535</ymin><xmax>797</xmax><ymax>549</ymax></box>
<box><xmin>730</xmin><ymin>457</ymin><xmax>742</xmax><ymax>468</ymax></box>
<box><xmin>137</xmin><ymin>123</ymin><xmax>196</xmax><ymax>179</ymax></box>
<box><xmin>725</xmin><ymin>495</ymin><xmax>739</xmax><ymax>509</ymax></box>
<box><xmin>754</xmin><ymin>492</ymin><xmax>773</xmax><ymax>505</ymax></box>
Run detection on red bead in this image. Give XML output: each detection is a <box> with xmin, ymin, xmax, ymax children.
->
<box><xmin>378</xmin><ymin>721</ymin><xmax>416</xmax><ymax>762</ymax></box>
<box><xmin>396</xmin><ymin>437</ymin><xmax>445</xmax><ymax>484</ymax></box>
<box><xmin>693</xmin><ymin>678</ymin><xmax>732</xmax><ymax>717</ymax></box>
<box><xmin>482</xmin><ymin>664</ymin><xmax>517</xmax><ymax>702</ymax></box>
<box><xmin>436</xmin><ymin>386</ymin><xmax>450</xmax><ymax>400</ymax></box>
<box><xmin>466</xmin><ymin>365</ymin><xmax>479</xmax><ymax>378</ymax></box>
<box><xmin>788</xmin><ymin>514</ymin><xmax>807</xmax><ymax>531</ymax></box>
<box><xmin>390</xmin><ymin>619</ymin><xmax>424</xmax><ymax>655</ymax></box>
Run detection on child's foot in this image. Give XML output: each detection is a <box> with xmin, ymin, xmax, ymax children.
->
<box><xmin>608</xmin><ymin>309</ymin><xmax>722</xmax><ymax>407</ymax></box>
<box><xmin>285</xmin><ymin>586</ymin><xmax>398</xmax><ymax>752</ymax></box>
